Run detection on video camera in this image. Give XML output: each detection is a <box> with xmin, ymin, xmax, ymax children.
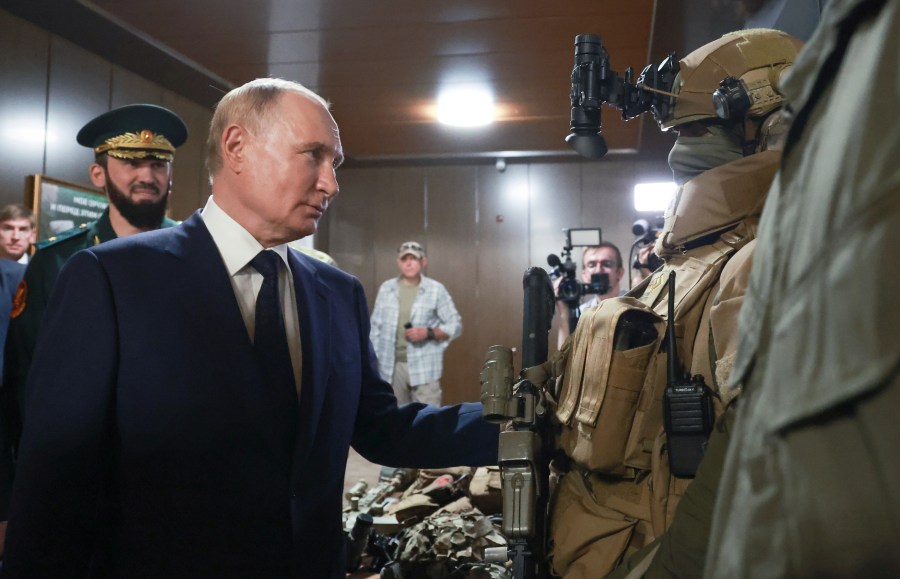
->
<box><xmin>632</xmin><ymin>217</ymin><xmax>663</xmax><ymax>245</ymax></box>
<box><xmin>631</xmin><ymin>217</ymin><xmax>664</xmax><ymax>273</ymax></box>
<box><xmin>566</xmin><ymin>34</ymin><xmax>680</xmax><ymax>158</ymax></box>
<box><xmin>547</xmin><ymin>228</ymin><xmax>611</xmax><ymax>304</ymax></box>
<box><xmin>547</xmin><ymin>228</ymin><xmax>610</xmax><ymax>334</ymax></box>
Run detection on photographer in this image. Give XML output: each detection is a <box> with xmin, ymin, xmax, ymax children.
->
<box><xmin>554</xmin><ymin>242</ymin><xmax>624</xmax><ymax>348</ymax></box>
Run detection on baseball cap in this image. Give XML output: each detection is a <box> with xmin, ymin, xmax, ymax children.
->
<box><xmin>398</xmin><ymin>241</ymin><xmax>425</xmax><ymax>259</ymax></box>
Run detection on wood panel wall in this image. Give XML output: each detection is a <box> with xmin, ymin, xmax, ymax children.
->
<box><xmin>1</xmin><ymin>7</ymin><xmax>674</xmax><ymax>410</ymax></box>
<box><xmin>325</xmin><ymin>157</ymin><xmax>671</xmax><ymax>405</ymax></box>
<box><xmin>0</xmin><ymin>9</ymin><xmax>213</xmax><ymax>222</ymax></box>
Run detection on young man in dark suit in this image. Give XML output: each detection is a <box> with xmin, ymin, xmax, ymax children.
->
<box><xmin>2</xmin><ymin>78</ymin><xmax>498</xmax><ymax>578</ymax></box>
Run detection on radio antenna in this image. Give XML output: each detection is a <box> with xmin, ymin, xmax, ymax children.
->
<box><xmin>666</xmin><ymin>271</ymin><xmax>679</xmax><ymax>383</ymax></box>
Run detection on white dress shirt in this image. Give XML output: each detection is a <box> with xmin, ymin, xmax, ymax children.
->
<box><xmin>200</xmin><ymin>196</ymin><xmax>302</xmax><ymax>395</ymax></box>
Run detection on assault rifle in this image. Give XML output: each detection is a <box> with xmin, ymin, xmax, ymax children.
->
<box><xmin>480</xmin><ymin>267</ymin><xmax>555</xmax><ymax>578</ymax></box>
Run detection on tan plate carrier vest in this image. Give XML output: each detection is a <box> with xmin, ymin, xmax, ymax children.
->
<box><xmin>539</xmin><ymin>229</ymin><xmax>752</xmax><ymax>577</ymax></box>
<box><xmin>539</xmin><ymin>152</ymin><xmax>779</xmax><ymax>577</ymax></box>
<box><xmin>555</xmin><ymin>231</ymin><xmax>750</xmax><ymax>477</ymax></box>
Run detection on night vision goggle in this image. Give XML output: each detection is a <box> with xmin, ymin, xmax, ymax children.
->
<box><xmin>566</xmin><ymin>34</ymin><xmax>680</xmax><ymax>159</ymax></box>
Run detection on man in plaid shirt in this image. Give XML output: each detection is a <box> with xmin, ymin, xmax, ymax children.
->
<box><xmin>370</xmin><ymin>241</ymin><xmax>461</xmax><ymax>405</ymax></box>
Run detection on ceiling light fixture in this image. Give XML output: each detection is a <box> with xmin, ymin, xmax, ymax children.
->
<box><xmin>633</xmin><ymin>182</ymin><xmax>677</xmax><ymax>212</ymax></box>
<box><xmin>437</xmin><ymin>86</ymin><xmax>495</xmax><ymax>127</ymax></box>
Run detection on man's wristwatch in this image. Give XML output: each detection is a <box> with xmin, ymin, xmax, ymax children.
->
<box><xmin>427</xmin><ymin>327</ymin><xmax>436</xmax><ymax>341</ymax></box>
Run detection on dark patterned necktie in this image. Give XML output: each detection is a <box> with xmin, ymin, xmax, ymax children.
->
<box><xmin>250</xmin><ymin>250</ymin><xmax>297</xmax><ymax>397</ymax></box>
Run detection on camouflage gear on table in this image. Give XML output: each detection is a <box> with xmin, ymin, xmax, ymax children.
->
<box><xmin>392</xmin><ymin>497</ymin><xmax>509</xmax><ymax>579</ymax></box>
<box><xmin>348</xmin><ymin>466</ymin><xmax>509</xmax><ymax>577</ymax></box>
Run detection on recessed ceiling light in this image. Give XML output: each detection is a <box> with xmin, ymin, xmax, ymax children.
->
<box><xmin>437</xmin><ymin>86</ymin><xmax>494</xmax><ymax>127</ymax></box>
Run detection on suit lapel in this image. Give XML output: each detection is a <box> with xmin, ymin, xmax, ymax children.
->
<box><xmin>287</xmin><ymin>250</ymin><xmax>331</xmax><ymax>473</ymax></box>
<box><xmin>168</xmin><ymin>213</ymin><xmax>296</xmax><ymax>457</ymax></box>
<box><xmin>164</xmin><ymin>213</ymin><xmax>252</xmax><ymax>349</ymax></box>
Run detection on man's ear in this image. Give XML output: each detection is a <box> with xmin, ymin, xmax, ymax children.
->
<box><xmin>420</xmin><ymin>257</ymin><xmax>428</xmax><ymax>269</ymax></box>
<box><xmin>88</xmin><ymin>163</ymin><xmax>107</xmax><ymax>189</ymax></box>
<box><xmin>222</xmin><ymin>125</ymin><xmax>249</xmax><ymax>174</ymax></box>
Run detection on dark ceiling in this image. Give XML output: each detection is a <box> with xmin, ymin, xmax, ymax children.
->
<box><xmin>2</xmin><ymin>0</ymin><xmax>820</xmax><ymax>162</ymax></box>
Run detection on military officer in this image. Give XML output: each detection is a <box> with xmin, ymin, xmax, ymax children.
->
<box><xmin>2</xmin><ymin>104</ymin><xmax>187</xmax><ymax>454</ymax></box>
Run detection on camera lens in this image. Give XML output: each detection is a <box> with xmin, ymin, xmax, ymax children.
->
<box><xmin>632</xmin><ymin>219</ymin><xmax>650</xmax><ymax>236</ymax></box>
<box><xmin>559</xmin><ymin>279</ymin><xmax>581</xmax><ymax>301</ymax></box>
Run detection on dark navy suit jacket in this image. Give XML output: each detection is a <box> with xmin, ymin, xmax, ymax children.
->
<box><xmin>3</xmin><ymin>213</ymin><xmax>497</xmax><ymax>578</ymax></box>
<box><xmin>0</xmin><ymin>259</ymin><xmax>25</xmax><ymax>380</ymax></box>
<box><xmin>0</xmin><ymin>258</ymin><xmax>25</xmax><ymax>515</ymax></box>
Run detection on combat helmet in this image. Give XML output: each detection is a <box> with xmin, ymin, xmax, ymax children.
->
<box><xmin>657</xmin><ymin>29</ymin><xmax>804</xmax><ymax>131</ymax></box>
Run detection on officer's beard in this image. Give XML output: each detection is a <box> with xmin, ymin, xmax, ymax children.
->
<box><xmin>105</xmin><ymin>172</ymin><xmax>170</xmax><ymax>230</ymax></box>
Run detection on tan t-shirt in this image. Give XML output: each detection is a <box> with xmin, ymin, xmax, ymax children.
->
<box><xmin>394</xmin><ymin>280</ymin><xmax>419</xmax><ymax>363</ymax></box>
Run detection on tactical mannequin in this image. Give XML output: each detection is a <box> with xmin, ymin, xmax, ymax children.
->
<box><xmin>546</xmin><ymin>29</ymin><xmax>803</xmax><ymax>578</ymax></box>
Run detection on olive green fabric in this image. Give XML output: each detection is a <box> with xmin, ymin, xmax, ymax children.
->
<box><xmin>706</xmin><ymin>0</ymin><xmax>900</xmax><ymax>576</ymax></box>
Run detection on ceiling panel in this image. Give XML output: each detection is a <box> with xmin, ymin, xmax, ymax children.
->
<box><xmin>12</xmin><ymin>1</ymin><xmax>810</xmax><ymax>161</ymax></box>
<box><xmin>80</xmin><ymin>0</ymin><xmax>656</xmax><ymax>159</ymax></box>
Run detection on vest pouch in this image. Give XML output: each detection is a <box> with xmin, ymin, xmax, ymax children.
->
<box><xmin>556</xmin><ymin>298</ymin><xmax>664</xmax><ymax>475</ymax></box>
<box><xmin>623</xmin><ymin>242</ymin><xmax>740</xmax><ymax>471</ymax></box>
<box><xmin>548</xmin><ymin>470</ymin><xmax>641</xmax><ymax>578</ymax></box>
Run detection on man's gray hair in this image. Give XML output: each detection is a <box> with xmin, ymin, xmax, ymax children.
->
<box><xmin>206</xmin><ymin>78</ymin><xmax>330</xmax><ymax>180</ymax></box>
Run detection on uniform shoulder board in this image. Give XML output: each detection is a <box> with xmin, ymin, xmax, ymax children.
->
<box><xmin>35</xmin><ymin>222</ymin><xmax>90</xmax><ymax>250</ymax></box>
<box><xmin>10</xmin><ymin>279</ymin><xmax>27</xmax><ymax>319</ymax></box>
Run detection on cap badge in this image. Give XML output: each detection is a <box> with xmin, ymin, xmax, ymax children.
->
<box><xmin>94</xmin><ymin>131</ymin><xmax>176</xmax><ymax>161</ymax></box>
